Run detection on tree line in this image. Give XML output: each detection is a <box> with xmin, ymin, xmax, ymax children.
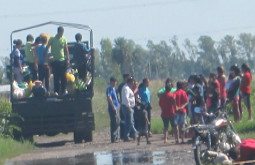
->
<box><xmin>1</xmin><ymin>33</ymin><xmax>255</xmax><ymax>84</ymax></box>
<box><xmin>96</xmin><ymin>33</ymin><xmax>255</xmax><ymax>81</ymax></box>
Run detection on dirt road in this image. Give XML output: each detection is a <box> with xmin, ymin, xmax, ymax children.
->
<box><xmin>6</xmin><ymin>130</ymin><xmax>195</xmax><ymax>165</ymax></box>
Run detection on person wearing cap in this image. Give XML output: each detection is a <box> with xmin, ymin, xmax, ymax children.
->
<box><xmin>73</xmin><ymin>33</ymin><xmax>90</xmax><ymax>80</ymax></box>
<box><xmin>24</xmin><ymin>34</ymin><xmax>37</xmax><ymax>81</ymax></box>
<box><xmin>35</xmin><ymin>36</ymin><xmax>50</xmax><ymax>92</ymax></box>
<box><xmin>106</xmin><ymin>77</ymin><xmax>120</xmax><ymax>143</ymax></box>
<box><xmin>11</xmin><ymin>39</ymin><xmax>23</xmax><ymax>83</ymax></box>
<box><xmin>121</xmin><ymin>77</ymin><xmax>138</xmax><ymax>141</ymax></box>
<box><xmin>46</xmin><ymin>26</ymin><xmax>70</xmax><ymax>96</ymax></box>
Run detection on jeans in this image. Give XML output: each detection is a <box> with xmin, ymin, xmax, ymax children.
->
<box><xmin>119</xmin><ymin>106</ymin><xmax>125</xmax><ymax>140</ymax></box>
<box><xmin>122</xmin><ymin>105</ymin><xmax>137</xmax><ymax>140</ymax></box>
<box><xmin>108</xmin><ymin>107</ymin><xmax>119</xmax><ymax>143</ymax></box>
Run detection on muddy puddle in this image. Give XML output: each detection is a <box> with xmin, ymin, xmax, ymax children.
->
<box><xmin>6</xmin><ymin>150</ymin><xmax>194</xmax><ymax>165</ymax></box>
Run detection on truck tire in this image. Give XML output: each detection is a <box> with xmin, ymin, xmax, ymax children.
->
<box><xmin>74</xmin><ymin>131</ymin><xmax>83</xmax><ymax>144</ymax></box>
<box><xmin>84</xmin><ymin>130</ymin><xmax>93</xmax><ymax>142</ymax></box>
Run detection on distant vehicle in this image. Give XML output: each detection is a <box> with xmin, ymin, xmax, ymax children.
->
<box><xmin>10</xmin><ymin>21</ymin><xmax>95</xmax><ymax>143</ymax></box>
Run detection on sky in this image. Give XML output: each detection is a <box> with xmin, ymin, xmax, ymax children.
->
<box><xmin>1</xmin><ymin>0</ymin><xmax>255</xmax><ymax>57</ymax></box>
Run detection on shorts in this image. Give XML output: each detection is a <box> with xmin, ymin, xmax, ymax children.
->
<box><xmin>161</xmin><ymin>116</ymin><xmax>175</xmax><ymax>131</ymax></box>
<box><xmin>175</xmin><ymin>113</ymin><xmax>185</xmax><ymax>126</ymax></box>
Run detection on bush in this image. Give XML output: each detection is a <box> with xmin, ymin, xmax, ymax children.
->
<box><xmin>0</xmin><ymin>98</ymin><xmax>20</xmax><ymax>138</ymax></box>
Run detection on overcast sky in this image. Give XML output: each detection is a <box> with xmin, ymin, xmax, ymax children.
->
<box><xmin>1</xmin><ymin>0</ymin><xmax>255</xmax><ymax>57</ymax></box>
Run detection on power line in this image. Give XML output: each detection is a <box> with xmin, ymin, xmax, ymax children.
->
<box><xmin>0</xmin><ymin>0</ymin><xmax>200</xmax><ymax>18</ymax></box>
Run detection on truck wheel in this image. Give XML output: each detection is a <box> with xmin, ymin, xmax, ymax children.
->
<box><xmin>74</xmin><ymin>131</ymin><xmax>83</xmax><ymax>144</ymax></box>
<box><xmin>84</xmin><ymin>131</ymin><xmax>93</xmax><ymax>142</ymax></box>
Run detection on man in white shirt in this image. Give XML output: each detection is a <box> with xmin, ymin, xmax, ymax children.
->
<box><xmin>121</xmin><ymin>77</ymin><xmax>137</xmax><ymax>141</ymax></box>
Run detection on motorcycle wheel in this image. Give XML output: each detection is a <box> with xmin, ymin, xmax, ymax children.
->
<box><xmin>194</xmin><ymin>138</ymin><xmax>210</xmax><ymax>165</ymax></box>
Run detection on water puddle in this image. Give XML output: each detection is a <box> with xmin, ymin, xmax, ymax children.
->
<box><xmin>6</xmin><ymin>150</ymin><xmax>194</xmax><ymax>165</ymax></box>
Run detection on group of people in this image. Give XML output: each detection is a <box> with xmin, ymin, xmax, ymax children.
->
<box><xmin>106</xmin><ymin>74</ymin><xmax>152</xmax><ymax>145</ymax></box>
<box><xmin>106</xmin><ymin>63</ymin><xmax>253</xmax><ymax>145</ymax></box>
<box><xmin>11</xmin><ymin>26</ymin><xmax>90</xmax><ymax>96</ymax></box>
<box><xmin>159</xmin><ymin>63</ymin><xmax>252</xmax><ymax>144</ymax></box>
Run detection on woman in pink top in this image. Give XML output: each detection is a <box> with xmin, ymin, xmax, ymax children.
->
<box><xmin>217</xmin><ymin>66</ymin><xmax>227</xmax><ymax>106</ymax></box>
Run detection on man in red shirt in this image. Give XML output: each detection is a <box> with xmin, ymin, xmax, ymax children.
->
<box><xmin>174</xmin><ymin>81</ymin><xmax>188</xmax><ymax>143</ymax></box>
<box><xmin>159</xmin><ymin>80</ymin><xmax>177</xmax><ymax>144</ymax></box>
<box><xmin>240</xmin><ymin>63</ymin><xmax>253</xmax><ymax>120</ymax></box>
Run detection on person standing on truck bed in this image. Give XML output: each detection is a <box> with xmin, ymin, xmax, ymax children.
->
<box><xmin>106</xmin><ymin>77</ymin><xmax>120</xmax><ymax>143</ymax></box>
<box><xmin>11</xmin><ymin>39</ymin><xmax>24</xmax><ymax>83</ymax></box>
<box><xmin>46</xmin><ymin>26</ymin><xmax>70</xmax><ymax>96</ymax></box>
<box><xmin>35</xmin><ymin>36</ymin><xmax>50</xmax><ymax>92</ymax></box>
<box><xmin>24</xmin><ymin>34</ymin><xmax>37</xmax><ymax>81</ymax></box>
<box><xmin>73</xmin><ymin>33</ymin><xmax>90</xmax><ymax>80</ymax></box>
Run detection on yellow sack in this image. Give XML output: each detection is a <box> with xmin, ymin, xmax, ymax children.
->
<box><xmin>66</xmin><ymin>73</ymin><xmax>75</xmax><ymax>83</ymax></box>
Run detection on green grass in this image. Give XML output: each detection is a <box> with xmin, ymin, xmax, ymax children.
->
<box><xmin>0</xmin><ymin>137</ymin><xmax>33</xmax><ymax>165</ymax></box>
<box><xmin>93</xmin><ymin>78</ymin><xmax>109</xmax><ymax>131</ymax></box>
<box><xmin>151</xmin><ymin>117</ymin><xmax>163</xmax><ymax>134</ymax></box>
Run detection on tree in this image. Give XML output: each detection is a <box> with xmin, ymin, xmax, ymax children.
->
<box><xmin>217</xmin><ymin>35</ymin><xmax>238</xmax><ymax>70</ymax></box>
<box><xmin>170</xmin><ymin>36</ymin><xmax>187</xmax><ymax>79</ymax></box>
<box><xmin>147</xmin><ymin>40</ymin><xmax>176</xmax><ymax>79</ymax></box>
<box><xmin>184</xmin><ymin>39</ymin><xmax>199</xmax><ymax>75</ymax></box>
<box><xmin>112</xmin><ymin>37</ymin><xmax>135</xmax><ymax>75</ymax></box>
<box><xmin>237</xmin><ymin>33</ymin><xmax>255</xmax><ymax>68</ymax></box>
<box><xmin>197</xmin><ymin>36</ymin><xmax>219</xmax><ymax>75</ymax></box>
<box><xmin>131</xmin><ymin>45</ymin><xmax>149</xmax><ymax>80</ymax></box>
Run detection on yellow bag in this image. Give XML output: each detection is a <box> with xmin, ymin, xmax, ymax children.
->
<box><xmin>66</xmin><ymin>73</ymin><xmax>75</xmax><ymax>82</ymax></box>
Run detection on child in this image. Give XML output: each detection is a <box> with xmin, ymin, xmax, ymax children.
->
<box><xmin>136</xmin><ymin>103</ymin><xmax>151</xmax><ymax>145</ymax></box>
<box><xmin>35</xmin><ymin>36</ymin><xmax>50</xmax><ymax>92</ymax></box>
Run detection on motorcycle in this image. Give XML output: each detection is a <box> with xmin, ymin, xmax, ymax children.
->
<box><xmin>185</xmin><ymin>104</ymin><xmax>241</xmax><ymax>165</ymax></box>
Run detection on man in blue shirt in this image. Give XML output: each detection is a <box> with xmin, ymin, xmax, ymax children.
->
<box><xmin>35</xmin><ymin>36</ymin><xmax>50</xmax><ymax>91</ymax></box>
<box><xmin>138</xmin><ymin>78</ymin><xmax>152</xmax><ymax>135</ymax></box>
<box><xmin>106</xmin><ymin>77</ymin><xmax>120</xmax><ymax>143</ymax></box>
